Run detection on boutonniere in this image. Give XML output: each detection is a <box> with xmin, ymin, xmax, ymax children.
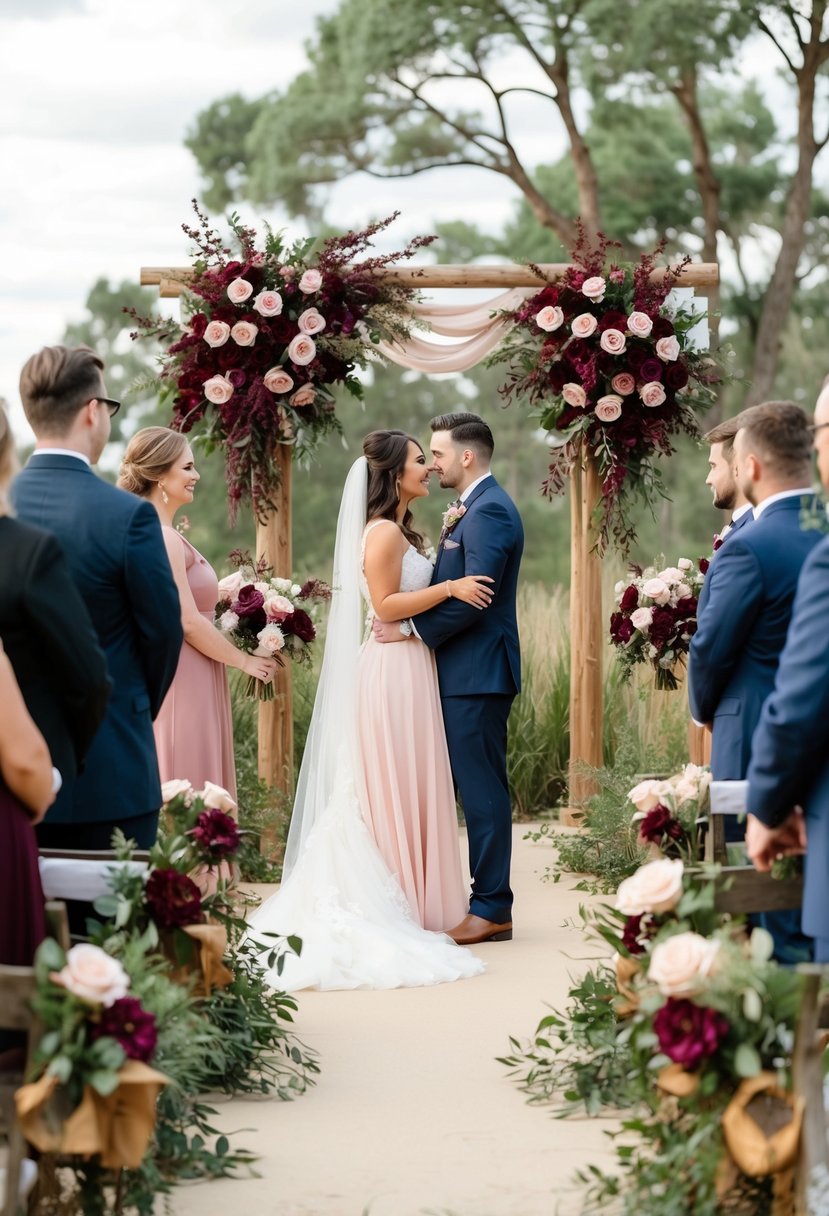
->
<box><xmin>442</xmin><ymin>502</ymin><xmax>466</xmax><ymax>533</ymax></box>
<box><xmin>712</xmin><ymin>533</ymin><xmax>724</xmax><ymax>551</ymax></box>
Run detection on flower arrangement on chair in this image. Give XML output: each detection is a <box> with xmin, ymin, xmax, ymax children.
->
<box><xmin>492</xmin><ymin>230</ymin><xmax>719</xmax><ymax>553</ymax></box>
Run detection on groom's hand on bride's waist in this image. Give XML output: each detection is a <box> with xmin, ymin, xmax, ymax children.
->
<box><xmin>372</xmin><ymin>619</ymin><xmax>411</xmax><ymax>645</ymax></box>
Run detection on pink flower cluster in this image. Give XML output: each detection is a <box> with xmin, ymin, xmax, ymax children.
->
<box><xmin>609</xmin><ymin>557</ymin><xmax>707</xmax><ymax>690</ymax></box>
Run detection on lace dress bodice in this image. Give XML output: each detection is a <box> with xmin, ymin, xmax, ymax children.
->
<box><xmin>360</xmin><ymin>522</ymin><xmax>434</xmax><ymax>622</ymax></box>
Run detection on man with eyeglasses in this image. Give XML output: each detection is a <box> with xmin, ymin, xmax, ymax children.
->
<box><xmin>13</xmin><ymin>344</ymin><xmax>182</xmax><ymax>865</ymax></box>
<box><xmin>747</xmin><ymin>376</ymin><xmax>829</xmax><ymax>963</ymax></box>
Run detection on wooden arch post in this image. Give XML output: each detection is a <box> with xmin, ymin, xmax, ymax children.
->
<box><xmin>141</xmin><ymin>261</ymin><xmax>717</xmax><ymax>804</ymax></box>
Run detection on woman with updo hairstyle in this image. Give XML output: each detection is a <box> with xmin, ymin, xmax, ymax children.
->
<box><xmin>119</xmin><ymin>427</ymin><xmax>278</xmax><ymax>805</ymax></box>
<box><xmin>249</xmin><ymin>427</ymin><xmax>492</xmax><ymax>992</ymax></box>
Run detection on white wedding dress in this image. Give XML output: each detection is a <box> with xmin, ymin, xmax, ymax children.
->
<box><xmin>248</xmin><ymin>460</ymin><xmax>484</xmax><ymax>991</ymax></box>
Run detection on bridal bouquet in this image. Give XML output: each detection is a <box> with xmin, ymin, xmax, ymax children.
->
<box><xmin>492</xmin><ymin>228</ymin><xmax>719</xmax><ymax>552</ymax></box>
<box><xmin>215</xmin><ymin>549</ymin><xmax>331</xmax><ymax>699</ymax></box>
<box><xmin>129</xmin><ymin>201</ymin><xmax>435</xmax><ymax>519</ymax></box>
<box><xmin>609</xmin><ymin>556</ymin><xmax>706</xmax><ymax>690</ymax></box>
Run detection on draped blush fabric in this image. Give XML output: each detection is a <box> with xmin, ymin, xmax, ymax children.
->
<box><xmin>376</xmin><ymin>288</ymin><xmax>535</xmax><ymax>373</ymax></box>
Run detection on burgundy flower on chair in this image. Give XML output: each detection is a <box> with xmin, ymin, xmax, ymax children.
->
<box><xmin>91</xmin><ymin>996</ymin><xmax>158</xmax><ymax>1063</ymax></box>
<box><xmin>653</xmin><ymin>998</ymin><xmax>729</xmax><ymax>1070</ymax></box>
<box><xmin>189</xmin><ymin>809</ymin><xmax>241</xmax><ymax>861</ymax></box>
<box><xmin>146</xmin><ymin>868</ymin><xmax>203</xmax><ymax>930</ymax></box>
<box><xmin>639</xmin><ymin>804</ymin><xmax>685</xmax><ymax>845</ymax></box>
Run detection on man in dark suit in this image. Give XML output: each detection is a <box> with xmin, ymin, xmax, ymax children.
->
<box><xmin>688</xmin><ymin>400</ymin><xmax>820</xmax><ymax>962</ymax></box>
<box><xmin>746</xmin><ymin>378</ymin><xmax>829</xmax><ymax>960</ymax></box>
<box><xmin>375</xmin><ymin>413</ymin><xmax>523</xmax><ymax>945</ymax></box>
<box><xmin>13</xmin><ymin>345</ymin><xmax>182</xmax><ymax>850</ymax></box>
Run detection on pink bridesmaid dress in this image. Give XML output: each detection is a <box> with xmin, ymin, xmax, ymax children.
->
<box><xmin>153</xmin><ymin>534</ymin><xmax>236</xmax><ymax>801</ymax></box>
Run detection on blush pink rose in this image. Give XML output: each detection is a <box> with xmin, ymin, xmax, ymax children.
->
<box><xmin>230</xmin><ymin>321</ymin><xmax>258</xmax><ymax>347</ymax></box>
<box><xmin>561</xmin><ymin>383</ymin><xmax>587</xmax><ymax>408</ymax></box>
<box><xmin>297</xmin><ymin>308</ymin><xmax>326</xmax><ymax>335</ymax></box>
<box><xmin>217</xmin><ymin>571</ymin><xmax>244</xmax><ymax>598</ymax></box>
<box><xmin>263</xmin><ymin>368</ymin><xmax>294</xmax><ymax>394</ymax></box>
<box><xmin>656</xmin><ymin>335</ymin><xmax>680</xmax><ymax>362</ymax></box>
<box><xmin>287</xmin><ymin>334</ymin><xmax>317</xmax><ymax>365</ymax></box>
<box><xmin>227</xmin><ymin>278</ymin><xmax>253</xmax><ymax>304</ymax></box>
<box><xmin>611</xmin><ymin>372</ymin><xmax>636</xmax><ymax>396</ymax></box>
<box><xmin>631</xmin><ymin>606</ymin><xmax>653</xmax><ymax>631</ymax></box>
<box><xmin>599</xmin><ymin>328</ymin><xmax>626</xmax><ymax>355</ymax></box>
<box><xmin>535</xmin><ymin>305</ymin><xmax>564</xmax><ymax>332</ymax></box>
<box><xmin>627</xmin><ymin>311</ymin><xmax>653</xmax><ymax>338</ymax></box>
<box><xmin>203</xmin><ymin>320</ymin><xmax>231</xmax><ymax>348</ymax></box>
<box><xmin>290</xmin><ymin>385</ymin><xmax>316</xmax><ymax>407</ymax></box>
<box><xmin>298</xmin><ymin>268</ymin><xmax>323</xmax><ymax>294</ymax></box>
<box><xmin>628</xmin><ymin>778</ymin><xmax>671</xmax><ymax>813</ymax></box>
<box><xmin>256</xmin><ymin>623</ymin><xmax>286</xmax><ymax>654</ymax></box>
<box><xmin>640</xmin><ymin>381</ymin><xmax>667</xmax><ymax>408</ymax></box>
<box><xmin>53</xmin><ymin>944</ymin><xmax>130</xmax><ymax>1007</ymax></box>
<box><xmin>252</xmin><ymin>289</ymin><xmax>283</xmax><ymax>317</ymax></box>
<box><xmin>264</xmin><ymin>594</ymin><xmax>294</xmax><ymax>622</ymax></box>
<box><xmin>642</xmin><ymin>576</ymin><xmax>671</xmax><ymax>604</ymax></box>
<box><xmin>571</xmin><ymin>313</ymin><xmax>598</xmax><ymax>339</ymax></box>
<box><xmin>203</xmin><ymin>375</ymin><xmax>234</xmax><ymax>405</ymax></box>
<box><xmin>595</xmin><ymin>395</ymin><xmax>623</xmax><ymax>422</ymax></box>
<box><xmin>200</xmin><ymin>781</ymin><xmax>237</xmax><ymax>812</ymax></box>
<box><xmin>615</xmin><ymin>858</ymin><xmax>685</xmax><ymax>916</ymax></box>
<box><xmin>581</xmin><ymin>276</ymin><xmax>606</xmax><ymax>302</ymax></box>
<box><xmin>648</xmin><ymin>933</ymin><xmax>720</xmax><ymax>997</ymax></box>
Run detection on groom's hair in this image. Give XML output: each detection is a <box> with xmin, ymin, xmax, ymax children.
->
<box><xmin>430</xmin><ymin>412</ymin><xmax>494</xmax><ymax>460</ymax></box>
<box><xmin>20</xmin><ymin>344</ymin><xmax>104</xmax><ymax>437</ymax></box>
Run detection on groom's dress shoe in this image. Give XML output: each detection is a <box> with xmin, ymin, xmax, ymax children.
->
<box><xmin>448</xmin><ymin>914</ymin><xmax>513</xmax><ymax>944</ymax></box>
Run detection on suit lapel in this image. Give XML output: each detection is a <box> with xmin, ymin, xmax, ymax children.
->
<box><xmin>433</xmin><ymin>476</ymin><xmax>496</xmax><ymax>580</ymax></box>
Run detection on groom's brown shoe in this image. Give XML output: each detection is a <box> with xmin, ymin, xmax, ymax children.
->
<box><xmin>448</xmin><ymin>914</ymin><xmax>513</xmax><ymax>944</ymax></box>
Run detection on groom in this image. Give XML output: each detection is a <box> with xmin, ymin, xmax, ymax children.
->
<box><xmin>375</xmin><ymin>412</ymin><xmax>523</xmax><ymax>943</ymax></box>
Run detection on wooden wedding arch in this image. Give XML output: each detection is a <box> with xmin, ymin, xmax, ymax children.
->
<box><xmin>140</xmin><ymin>260</ymin><xmax>719</xmax><ymax>816</ymax></box>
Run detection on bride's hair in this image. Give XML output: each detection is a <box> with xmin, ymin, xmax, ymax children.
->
<box><xmin>363</xmin><ymin>429</ymin><xmax>426</xmax><ymax>553</ymax></box>
<box><xmin>118</xmin><ymin>426</ymin><xmax>188</xmax><ymax>497</ymax></box>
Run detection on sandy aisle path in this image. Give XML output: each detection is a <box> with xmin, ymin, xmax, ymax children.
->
<box><xmin>169</xmin><ymin>826</ymin><xmax>619</xmax><ymax>1216</ymax></box>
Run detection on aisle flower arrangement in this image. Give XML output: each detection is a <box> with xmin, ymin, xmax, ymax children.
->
<box><xmin>492</xmin><ymin>230</ymin><xmax>719</xmax><ymax>553</ymax></box>
<box><xmin>130</xmin><ymin>201</ymin><xmax>435</xmax><ymax>518</ymax></box>
<box><xmin>214</xmin><ymin>549</ymin><xmax>331</xmax><ymax>698</ymax></box>
<box><xmin>609</xmin><ymin>556</ymin><xmax>707</xmax><ymax>690</ymax></box>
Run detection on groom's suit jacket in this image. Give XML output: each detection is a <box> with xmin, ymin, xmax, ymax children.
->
<box><xmin>688</xmin><ymin>494</ymin><xmax>821</xmax><ymax>780</ymax></box>
<box><xmin>747</xmin><ymin>536</ymin><xmax>829</xmax><ymax>942</ymax></box>
<box><xmin>12</xmin><ymin>454</ymin><xmax>182</xmax><ymax>825</ymax></box>
<box><xmin>0</xmin><ymin>516</ymin><xmax>110</xmax><ymax>786</ymax></box>
<box><xmin>416</xmin><ymin>475</ymin><xmax>523</xmax><ymax>695</ymax></box>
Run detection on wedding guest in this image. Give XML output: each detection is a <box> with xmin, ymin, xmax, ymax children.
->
<box><xmin>746</xmin><ymin>377</ymin><xmax>829</xmax><ymax>960</ymax></box>
<box><xmin>0</xmin><ymin>402</ymin><xmax>110</xmax><ymax>795</ymax></box>
<box><xmin>118</xmin><ymin>427</ymin><xmax>278</xmax><ymax>799</ymax></box>
<box><xmin>703</xmin><ymin>414</ymin><xmax>754</xmax><ymax>547</ymax></box>
<box><xmin>13</xmin><ymin>345</ymin><xmax>182</xmax><ymax>852</ymax></box>
<box><xmin>688</xmin><ymin>401</ymin><xmax>819</xmax><ymax>962</ymax></box>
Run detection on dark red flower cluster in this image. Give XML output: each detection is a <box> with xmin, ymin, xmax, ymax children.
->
<box><xmin>639</xmin><ymin>804</ymin><xmax>685</xmax><ymax>845</ymax></box>
<box><xmin>90</xmin><ymin>996</ymin><xmax>158</xmax><ymax>1063</ymax></box>
<box><xmin>609</xmin><ymin>557</ymin><xmax>707</xmax><ymax>690</ymax></box>
<box><xmin>189</xmin><ymin>808</ymin><xmax>241</xmax><ymax>861</ymax></box>
<box><xmin>146</xmin><ymin>868</ymin><xmax>203</xmax><ymax>930</ymax></box>
<box><xmin>653</xmin><ymin>998</ymin><xmax>730</xmax><ymax>1070</ymax></box>
<box><xmin>621</xmin><ymin>914</ymin><xmax>650</xmax><ymax>956</ymax></box>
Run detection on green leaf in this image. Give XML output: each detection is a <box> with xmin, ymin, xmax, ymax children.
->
<box><xmin>88</xmin><ymin>1069</ymin><xmax>121</xmax><ymax>1096</ymax></box>
<box><xmin>47</xmin><ymin>1055</ymin><xmax>73</xmax><ymax>1083</ymax></box>
<box><xmin>734</xmin><ymin>1043</ymin><xmax>762</xmax><ymax>1078</ymax></box>
<box><xmin>216</xmin><ymin>1135</ymin><xmax>229</xmax><ymax>1157</ymax></box>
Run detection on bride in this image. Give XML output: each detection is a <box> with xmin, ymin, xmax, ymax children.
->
<box><xmin>249</xmin><ymin>429</ymin><xmax>493</xmax><ymax>989</ymax></box>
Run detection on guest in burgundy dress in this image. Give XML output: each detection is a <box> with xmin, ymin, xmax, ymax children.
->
<box><xmin>118</xmin><ymin>428</ymin><xmax>279</xmax><ymax>800</ymax></box>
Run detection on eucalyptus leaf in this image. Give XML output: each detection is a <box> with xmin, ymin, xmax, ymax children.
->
<box><xmin>734</xmin><ymin>1042</ymin><xmax>762</xmax><ymax>1078</ymax></box>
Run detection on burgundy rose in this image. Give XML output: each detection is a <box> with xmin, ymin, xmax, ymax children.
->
<box><xmin>653</xmin><ymin>998</ymin><xmax>729</xmax><ymax>1070</ymax></box>
<box><xmin>284</xmin><ymin>607</ymin><xmax>316</xmax><ymax>643</ymax></box>
<box><xmin>189</xmin><ymin>808</ymin><xmax>241</xmax><ymax>860</ymax></box>
<box><xmin>609</xmin><ymin>612</ymin><xmax>634</xmax><ymax>644</ymax></box>
<box><xmin>622</xmin><ymin>914</ymin><xmax>647</xmax><ymax>956</ymax></box>
<box><xmin>640</xmin><ymin>358</ymin><xmax>663</xmax><ymax>383</ymax></box>
<box><xmin>189</xmin><ymin>313</ymin><xmax>208</xmax><ymax>338</ymax></box>
<box><xmin>699</xmin><ymin>557</ymin><xmax>710</xmax><ymax>575</ymax></box>
<box><xmin>665</xmin><ymin>360</ymin><xmax>689</xmax><ymax>391</ymax></box>
<box><xmin>227</xmin><ymin>368</ymin><xmax>246</xmax><ymax>389</ymax></box>
<box><xmin>625</xmin><ymin>344</ymin><xmax>648</xmax><ymax>371</ymax></box>
<box><xmin>232</xmin><ymin>585</ymin><xmax>266</xmax><ymax>619</ymax></box>
<box><xmin>91</xmin><ymin>996</ymin><xmax>158</xmax><ymax>1063</ymax></box>
<box><xmin>619</xmin><ymin>584</ymin><xmax>639</xmax><ymax>614</ymax></box>
<box><xmin>712</xmin><ymin>534</ymin><xmax>724</xmax><ymax>551</ymax></box>
<box><xmin>639</xmin><ymin>803</ymin><xmax>685</xmax><ymax>844</ymax></box>
<box><xmin>651</xmin><ymin>316</ymin><xmax>675</xmax><ymax>339</ymax></box>
<box><xmin>146</xmin><ymin>868</ymin><xmax>203</xmax><ymax>929</ymax></box>
<box><xmin>674</xmin><ymin>596</ymin><xmax>697</xmax><ymax>615</ymax></box>
<box><xmin>648</xmin><ymin>606</ymin><xmax>677</xmax><ymax>648</ymax></box>
<box><xmin>598</xmin><ymin>309</ymin><xmax>628</xmax><ymax>332</ymax></box>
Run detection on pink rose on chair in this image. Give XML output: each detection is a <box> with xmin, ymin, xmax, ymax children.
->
<box><xmin>287</xmin><ymin>334</ymin><xmax>317</xmax><ymax>365</ymax></box>
<box><xmin>263</xmin><ymin>368</ymin><xmax>294</xmax><ymax>394</ymax></box>
<box><xmin>203</xmin><ymin>375</ymin><xmax>234</xmax><ymax>405</ymax></box>
<box><xmin>535</xmin><ymin>305</ymin><xmax>564</xmax><ymax>332</ymax></box>
<box><xmin>227</xmin><ymin>278</ymin><xmax>254</xmax><ymax>304</ymax></box>
<box><xmin>231</xmin><ymin>321</ymin><xmax>258</xmax><ymax>347</ymax></box>
<box><xmin>52</xmin><ymin>944</ymin><xmax>131</xmax><ymax>1007</ymax></box>
<box><xmin>600</xmin><ymin>328</ymin><xmax>626</xmax><ymax>355</ymax></box>
<box><xmin>298</xmin><ymin>269</ymin><xmax>323</xmax><ymax>294</ymax></box>
<box><xmin>253</xmin><ymin>290</ymin><xmax>283</xmax><ymax>317</ymax></box>
<box><xmin>611</xmin><ymin>373</ymin><xmax>636</xmax><ymax>396</ymax></box>
<box><xmin>656</xmin><ymin>336</ymin><xmax>680</xmax><ymax>362</ymax></box>
<box><xmin>562</xmin><ymin>383</ymin><xmax>587</xmax><ymax>408</ymax></box>
<box><xmin>571</xmin><ymin>313</ymin><xmax>598</xmax><ymax>339</ymax></box>
<box><xmin>627</xmin><ymin>311</ymin><xmax>653</xmax><ymax>338</ymax></box>
<box><xmin>203</xmin><ymin>321</ymin><xmax>231</xmax><ymax>348</ymax></box>
<box><xmin>581</xmin><ymin>276</ymin><xmax>606</xmax><ymax>302</ymax></box>
<box><xmin>640</xmin><ymin>381</ymin><xmax>667</xmax><ymax>408</ymax></box>
<box><xmin>291</xmin><ymin>384</ymin><xmax>316</xmax><ymax>407</ymax></box>
<box><xmin>595</xmin><ymin>395</ymin><xmax>623</xmax><ymax>422</ymax></box>
<box><xmin>298</xmin><ymin>308</ymin><xmax>326</xmax><ymax>336</ymax></box>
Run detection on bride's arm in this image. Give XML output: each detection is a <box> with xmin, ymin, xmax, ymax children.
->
<box><xmin>363</xmin><ymin>523</ymin><xmax>492</xmax><ymax>622</ymax></box>
<box><xmin>161</xmin><ymin>528</ymin><xmax>278</xmax><ymax>682</ymax></box>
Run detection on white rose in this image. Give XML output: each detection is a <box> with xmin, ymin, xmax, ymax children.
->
<box><xmin>217</xmin><ymin>571</ymin><xmax>244</xmax><ymax>598</ymax></box>
<box><xmin>200</xmin><ymin>781</ymin><xmax>237</xmax><ymax>813</ymax></box>
<box><xmin>256</xmin><ymin>622</ymin><xmax>286</xmax><ymax>654</ymax></box>
<box><xmin>674</xmin><ymin>582</ymin><xmax>692</xmax><ymax>600</ymax></box>
<box><xmin>614</xmin><ymin>580</ymin><xmax>626</xmax><ymax>596</ymax></box>
<box><xmin>627</xmin><ymin>778</ymin><xmax>670</xmax><ymax>813</ymax></box>
<box><xmin>630</xmin><ymin>606</ymin><xmax>653</xmax><ymax>631</ymax></box>
<box><xmin>648</xmin><ymin>933</ymin><xmax>720</xmax><ymax>997</ymax></box>
<box><xmin>642</xmin><ymin>577</ymin><xmax>670</xmax><ymax>605</ymax></box>
<box><xmin>297</xmin><ymin>308</ymin><xmax>326</xmax><ymax>335</ymax></box>
<box><xmin>615</xmin><ymin>858</ymin><xmax>685</xmax><ymax>917</ymax></box>
<box><xmin>658</xmin><ymin>567</ymin><xmax>683</xmax><ymax>584</ymax></box>
<box><xmin>291</xmin><ymin>584</ymin><xmax>302</xmax><ymax>597</ymax></box>
<box><xmin>53</xmin><ymin>944</ymin><xmax>130</xmax><ymax>1007</ymax></box>
<box><xmin>219</xmin><ymin>609</ymin><xmax>239</xmax><ymax>632</ymax></box>
<box><xmin>581</xmin><ymin>275</ymin><xmax>606</xmax><ymax>302</ymax></box>
<box><xmin>678</xmin><ymin>558</ymin><xmax>693</xmax><ymax>571</ymax></box>
<box><xmin>161</xmin><ymin>778</ymin><xmax>193</xmax><ymax>806</ymax></box>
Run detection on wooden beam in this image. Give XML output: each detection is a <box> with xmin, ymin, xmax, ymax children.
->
<box><xmin>141</xmin><ymin>261</ymin><xmax>719</xmax><ymax>297</ymax></box>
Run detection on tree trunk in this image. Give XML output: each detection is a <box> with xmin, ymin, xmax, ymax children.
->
<box><xmin>549</xmin><ymin>53</ymin><xmax>602</xmax><ymax>243</ymax></box>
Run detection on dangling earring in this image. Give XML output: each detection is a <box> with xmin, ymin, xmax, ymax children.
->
<box><xmin>159</xmin><ymin>482</ymin><xmax>169</xmax><ymax>505</ymax></box>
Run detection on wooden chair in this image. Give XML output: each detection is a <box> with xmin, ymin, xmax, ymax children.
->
<box><xmin>704</xmin><ymin>781</ymin><xmax>804</xmax><ymax>916</ymax></box>
<box><xmin>0</xmin><ymin>966</ymin><xmax>36</xmax><ymax>1216</ymax></box>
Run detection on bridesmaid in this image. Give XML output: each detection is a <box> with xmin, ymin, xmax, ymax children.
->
<box><xmin>118</xmin><ymin>428</ymin><xmax>278</xmax><ymax>800</ymax></box>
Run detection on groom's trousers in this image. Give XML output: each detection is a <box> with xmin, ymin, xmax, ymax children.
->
<box><xmin>441</xmin><ymin>692</ymin><xmax>514</xmax><ymax>924</ymax></box>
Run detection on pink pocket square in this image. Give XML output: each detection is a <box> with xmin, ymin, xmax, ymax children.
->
<box><xmin>444</xmin><ymin>538</ymin><xmax>461</xmax><ymax>549</ymax></box>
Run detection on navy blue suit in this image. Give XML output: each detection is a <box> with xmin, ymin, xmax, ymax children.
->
<box><xmin>415</xmin><ymin>476</ymin><xmax>523</xmax><ymax>923</ymax></box>
<box><xmin>12</xmin><ymin>454</ymin><xmax>182</xmax><ymax>842</ymax></box>
<box><xmin>747</xmin><ymin>536</ymin><xmax>829</xmax><ymax>954</ymax></box>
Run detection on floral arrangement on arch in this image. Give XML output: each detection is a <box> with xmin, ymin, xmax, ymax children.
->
<box><xmin>493</xmin><ymin>230</ymin><xmax>719</xmax><ymax>553</ymax></box>
<box><xmin>609</xmin><ymin>555</ymin><xmax>707</xmax><ymax>690</ymax></box>
<box><xmin>130</xmin><ymin>201</ymin><xmax>435</xmax><ymax>519</ymax></box>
